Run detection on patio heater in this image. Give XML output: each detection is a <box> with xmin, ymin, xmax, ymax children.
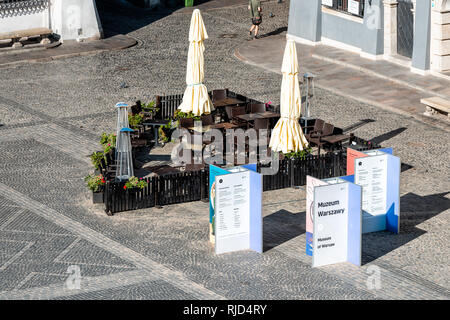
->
<box><xmin>115</xmin><ymin>102</ymin><xmax>130</xmax><ymax>132</ymax></box>
<box><xmin>300</xmin><ymin>73</ymin><xmax>316</xmax><ymax>134</ymax></box>
<box><xmin>115</xmin><ymin>102</ymin><xmax>134</xmax><ymax>181</ymax></box>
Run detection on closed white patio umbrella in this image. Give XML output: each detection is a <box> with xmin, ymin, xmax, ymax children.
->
<box><xmin>269</xmin><ymin>40</ymin><xmax>309</xmax><ymax>153</ymax></box>
<box><xmin>178</xmin><ymin>9</ymin><xmax>213</xmax><ymax>116</ymax></box>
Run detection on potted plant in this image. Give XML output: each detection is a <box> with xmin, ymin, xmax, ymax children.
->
<box><xmin>283</xmin><ymin>148</ymin><xmax>312</xmax><ymax>160</ymax></box>
<box><xmin>141</xmin><ymin>101</ymin><xmax>159</xmax><ymax>120</ymax></box>
<box><xmin>158</xmin><ymin>118</ymin><xmax>178</xmax><ymax>145</ymax></box>
<box><xmin>123</xmin><ymin>176</ymin><xmax>148</xmax><ymax>191</ymax></box>
<box><xmin>90</xmin><ymin>151</ymin><xmax>106</xmax><ymax>173</ymax></box>
<box><xmin>128</xmin><ymin>114</ymin><xmax>144</xmax><ymax>128</ymax></box>
<box><xmin>100</xmin><ymin>132</ymin><xmax>116</xmax><ymax>157</ymax></box>
<box><xmin>85</xmin><ymin>174</ymin><xmax>106</xmax><ymax>203</ymax></box>
<box><xmin>173</xmin><ymin>110</ymin><xmax>201</xmax><ymax>121</ymax></box>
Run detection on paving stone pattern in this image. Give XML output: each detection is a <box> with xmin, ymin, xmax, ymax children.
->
<box><xmin>0</xmin><ymin>0</ymin><xmax>448</xmax><ymax>299</ymax></box>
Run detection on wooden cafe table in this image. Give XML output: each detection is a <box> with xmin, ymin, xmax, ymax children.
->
<box><xmin>187</xmin><ymin>122</ymin><xmax>240</xmax><ymax>133</ymax></box>
<box><xmin>235</xmin><ymin>111</ymin><xmax>280</xmax><ymax>123</ymax></box>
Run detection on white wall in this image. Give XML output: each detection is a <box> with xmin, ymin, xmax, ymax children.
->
<box><xmin>0</xmin><ymin>0</ymin><xmax>102</xmax><ymax>41</ymax></box>
<box><xmin>0</xmin><ymin>9</ymin><xmax>49</xmax><ymax>34</ymax></box>
<box><xmin>51</xmin><ymin>0</ymin><xmax>103</xmax><ymax>41</ymax></box>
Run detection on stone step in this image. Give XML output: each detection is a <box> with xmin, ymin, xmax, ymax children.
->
<box><xmin>0</xmin><ymin>40</ymin><xmax>61</xmax><ymax>55</ymax></box>
<box><xmin>421</xmin><ymin>96</ymin><xmax>450</xmax><ymax>118</ymax></box>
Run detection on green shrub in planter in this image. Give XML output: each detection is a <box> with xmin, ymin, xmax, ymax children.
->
<box><xmin>100</xmin><ymin>132</ymin><xmax>116</xmax><ymax>154</ymax></box>
<box><xmin>90</xmin><ymin>151</ymin><xmax>106</xmax><ymax>170</ymax></box>
<box><xmin>123</xmin><ymin>176</ymin><xmax>148</xmax><ymax>190</ymax></box>
<box><xmin>128</xmin><ymin>114</ymin><xmax>144</xmax><ymax>128</ymax></box>
<box><xmin>283</xmin><ymin>148</ymin><xmax>312</xmax><ymax>160</ymax></box>
<box><xmin>141</xmin><ymin>101</ymin><xmax>159</xmax><ymax>114</ymax></box>
<box><xmin>85</xmin><ymin>174</ymin><xmax>106</xmax><ymax>193</ymax></box>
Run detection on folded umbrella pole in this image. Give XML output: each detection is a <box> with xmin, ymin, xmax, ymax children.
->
<box><xmin>178</xmin><ymin>9</ymin><xmax>214</xmax><ymax>116</ymax></box>
<box><xmin>269</xmin><ymin>40</ymin><xmax>309</xmax><ymax>154</ymax></box>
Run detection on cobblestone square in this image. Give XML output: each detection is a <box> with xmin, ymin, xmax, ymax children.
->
<box><xmin>0</xmin><ymin>0</ymin><xmax>448</xmax><ymax>300</ymax></box>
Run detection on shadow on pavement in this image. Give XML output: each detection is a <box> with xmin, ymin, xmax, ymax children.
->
<box><xmin>263</xmin><ymin>209</ymin><xmax>305</xmax><ymax>252</ymax></box>
<box><xmin>368</xmin><ymin>127</ymin><xmax>413</xmax><ymax>172</ymax></box>
<box><xmin>258</xmin><ymin>26</ymin><xmax>287</xmax><ymax>39</ymax></box>
<box><xmin>370</xmin><ymin>127</ymin><xmax>407</xmax><ymax>145</ymax></box>
<box><xmin>262</xmin><ymin>191</ymin><xmax>449</xmax><ymax>264</ymax></box>
<box><xmin>342</xmin><ymin>119</ymin><xmax>376</xmax><ymax>133</ymax></box>
<box><xmin>362</xmin><ymin>191</ymin><xmax>450</xmax><ymax>264</ymax></box>
<box><xmin>96</xmin><ymin>0</ymin><xmax>219</xmax><ymax>38</ymax></box>
<box><xmin>96</xmin><ymin>0</ymin><xmax>180</xmax><ymax>38</ymax></box>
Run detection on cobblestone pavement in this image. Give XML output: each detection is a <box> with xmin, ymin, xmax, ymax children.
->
<box><xmin>236</xmin><ymin>35</ymin><xmax>450</xmax><ymax>132</ymax></box>
<box><xmin>0</xmin><ymin>0</ymin><xmax>448</xmax><ymax>299</ymax></box>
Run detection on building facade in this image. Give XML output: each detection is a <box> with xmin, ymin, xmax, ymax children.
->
<box><xmin>287</xmin><ymin>0</ymin><xmax>450</xmax><ymax>76</ymax></box>
<box><xmin>0</xmin><ymin>0</ymin><xmax>103</xmax><ymax>42</ymax></box>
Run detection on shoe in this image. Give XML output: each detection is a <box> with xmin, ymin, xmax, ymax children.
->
<box><xmin>254</xmin><ymin>35</ymin><xmax>259</xmax><ymax>39</ymax></box>
<box><xmin>249</xmin><ymin>31</ymin><xmax>252</xmax><ymax>35</ymax></box>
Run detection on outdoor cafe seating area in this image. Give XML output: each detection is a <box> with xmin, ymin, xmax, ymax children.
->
<box><xmin>86</xmin><ymin>9</ymin><xmax>380</xmax><ymax>214</ymax></box>
<box><xmin>119</xmin><ymin>88</ymin><xmax>354</xmax><ymax>178</ymax></box>
<box><xmin>94</xmin><ymin>94</ymin><xmax>378</xmax><ymax>215</ymax></box>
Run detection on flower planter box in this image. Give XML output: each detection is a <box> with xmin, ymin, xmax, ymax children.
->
<box><xmin>92</xmin><ymin>191</ymin><xmax>104</xmax><ymax>204</ymax></box>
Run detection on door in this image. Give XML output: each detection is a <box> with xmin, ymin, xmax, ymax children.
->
<box><xmin>397</xmin><ymin>0</ymin><xmax>414</xmax><ymax>58</ymax></box>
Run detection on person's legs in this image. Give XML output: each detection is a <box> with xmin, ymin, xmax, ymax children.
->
<box><xmin>254</xmin><ymin>25</ymin><xmax>259</xmax><ymax>38</ymax></box>
<box><xmin>249</xmin><ymin>24</ymin><xmax>255</xmax><ymax>35</ymax></box>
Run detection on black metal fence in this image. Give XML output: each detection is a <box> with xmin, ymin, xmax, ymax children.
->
<box><xmin>104</xmin><ymin>169</ymin><xmax>209</xmax><ymax>214</ymax></box>
<box><xmin>156</xmin><ymin>91</ymin><xmax>265</xmax><ymax>120</ymax></box>
<box><xmin>260</xmin><ymin>151</ymin><xmax>346</xmax><ymax>191</ymax></box>
<box><xmin>157</xmin><ymin>93</ymin><xmax>183</xmax><ymax>120</ymax></box>
<box><xmin>103</xmin><ymin>146</ymin><xmax>378</xmax><ymax>215</ymax></box>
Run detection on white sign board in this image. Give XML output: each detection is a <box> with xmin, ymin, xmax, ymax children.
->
<box><xmin>355</xmin><ymin>154</ymin><xmax>387</xmax><ymax>216</ymax></box>
<box><xmin>348</xmin><ymin>0</ymin><xmax>360</xmax><ymax>15</ymax></box>
<box><xmin>312</xmin><ymin>183</ymin><xmax>349</xmax><ymax>267</ymax></box>
<box><xmin>354</xmin><ymin>150</ymin><xmax>401</xmax><ymax>234</ymax></box>
<box><xmin>323</xmin><ymin>0</ymin><xmax>333</xmax><ymax>6</ymax></box>
<box><xmin>214</xmin><ymin>170</ymin><xmax>263</xmax><ymax>255</ymax></box>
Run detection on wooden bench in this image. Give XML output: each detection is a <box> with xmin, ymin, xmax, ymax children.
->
<box><xmin>0</xmin><ymin>28</ymin><xmax>53</xmax><ymax>48</ymax></box>
<box><xmin>421</xmin><ymin>97</ymin><xmax>450</xmax><ymax>119</ymax></box>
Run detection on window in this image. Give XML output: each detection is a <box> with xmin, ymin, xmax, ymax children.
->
<box><xmin>322</xmin><ymin>0</ymin><xmax>365</xmax><ymax>18</ymax></box>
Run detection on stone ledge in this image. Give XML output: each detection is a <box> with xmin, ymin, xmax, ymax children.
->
<box><xmin>0</xmin><ymin>40</ymin><xmax>60</xmax><ymax>56</ymax></box>
<box><xmin>0</xmin><ymin>28</ymin><xmax>52</xmax><ymax>41</ymax></box>
<box><xmin>0</xmin><ymin>34</ymin><xmax>137</xmax><ymax>67</ymax></box>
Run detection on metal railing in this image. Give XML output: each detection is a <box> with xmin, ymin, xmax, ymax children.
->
<box><xmin>0</xmin><ymin>0</ymin><xmax>49</xmax><ymax>18</ymax></box>
<box><xmin>323</xmin><ymin>0</ymin><xmax>365</xmax><ymax>18</ymax></box>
